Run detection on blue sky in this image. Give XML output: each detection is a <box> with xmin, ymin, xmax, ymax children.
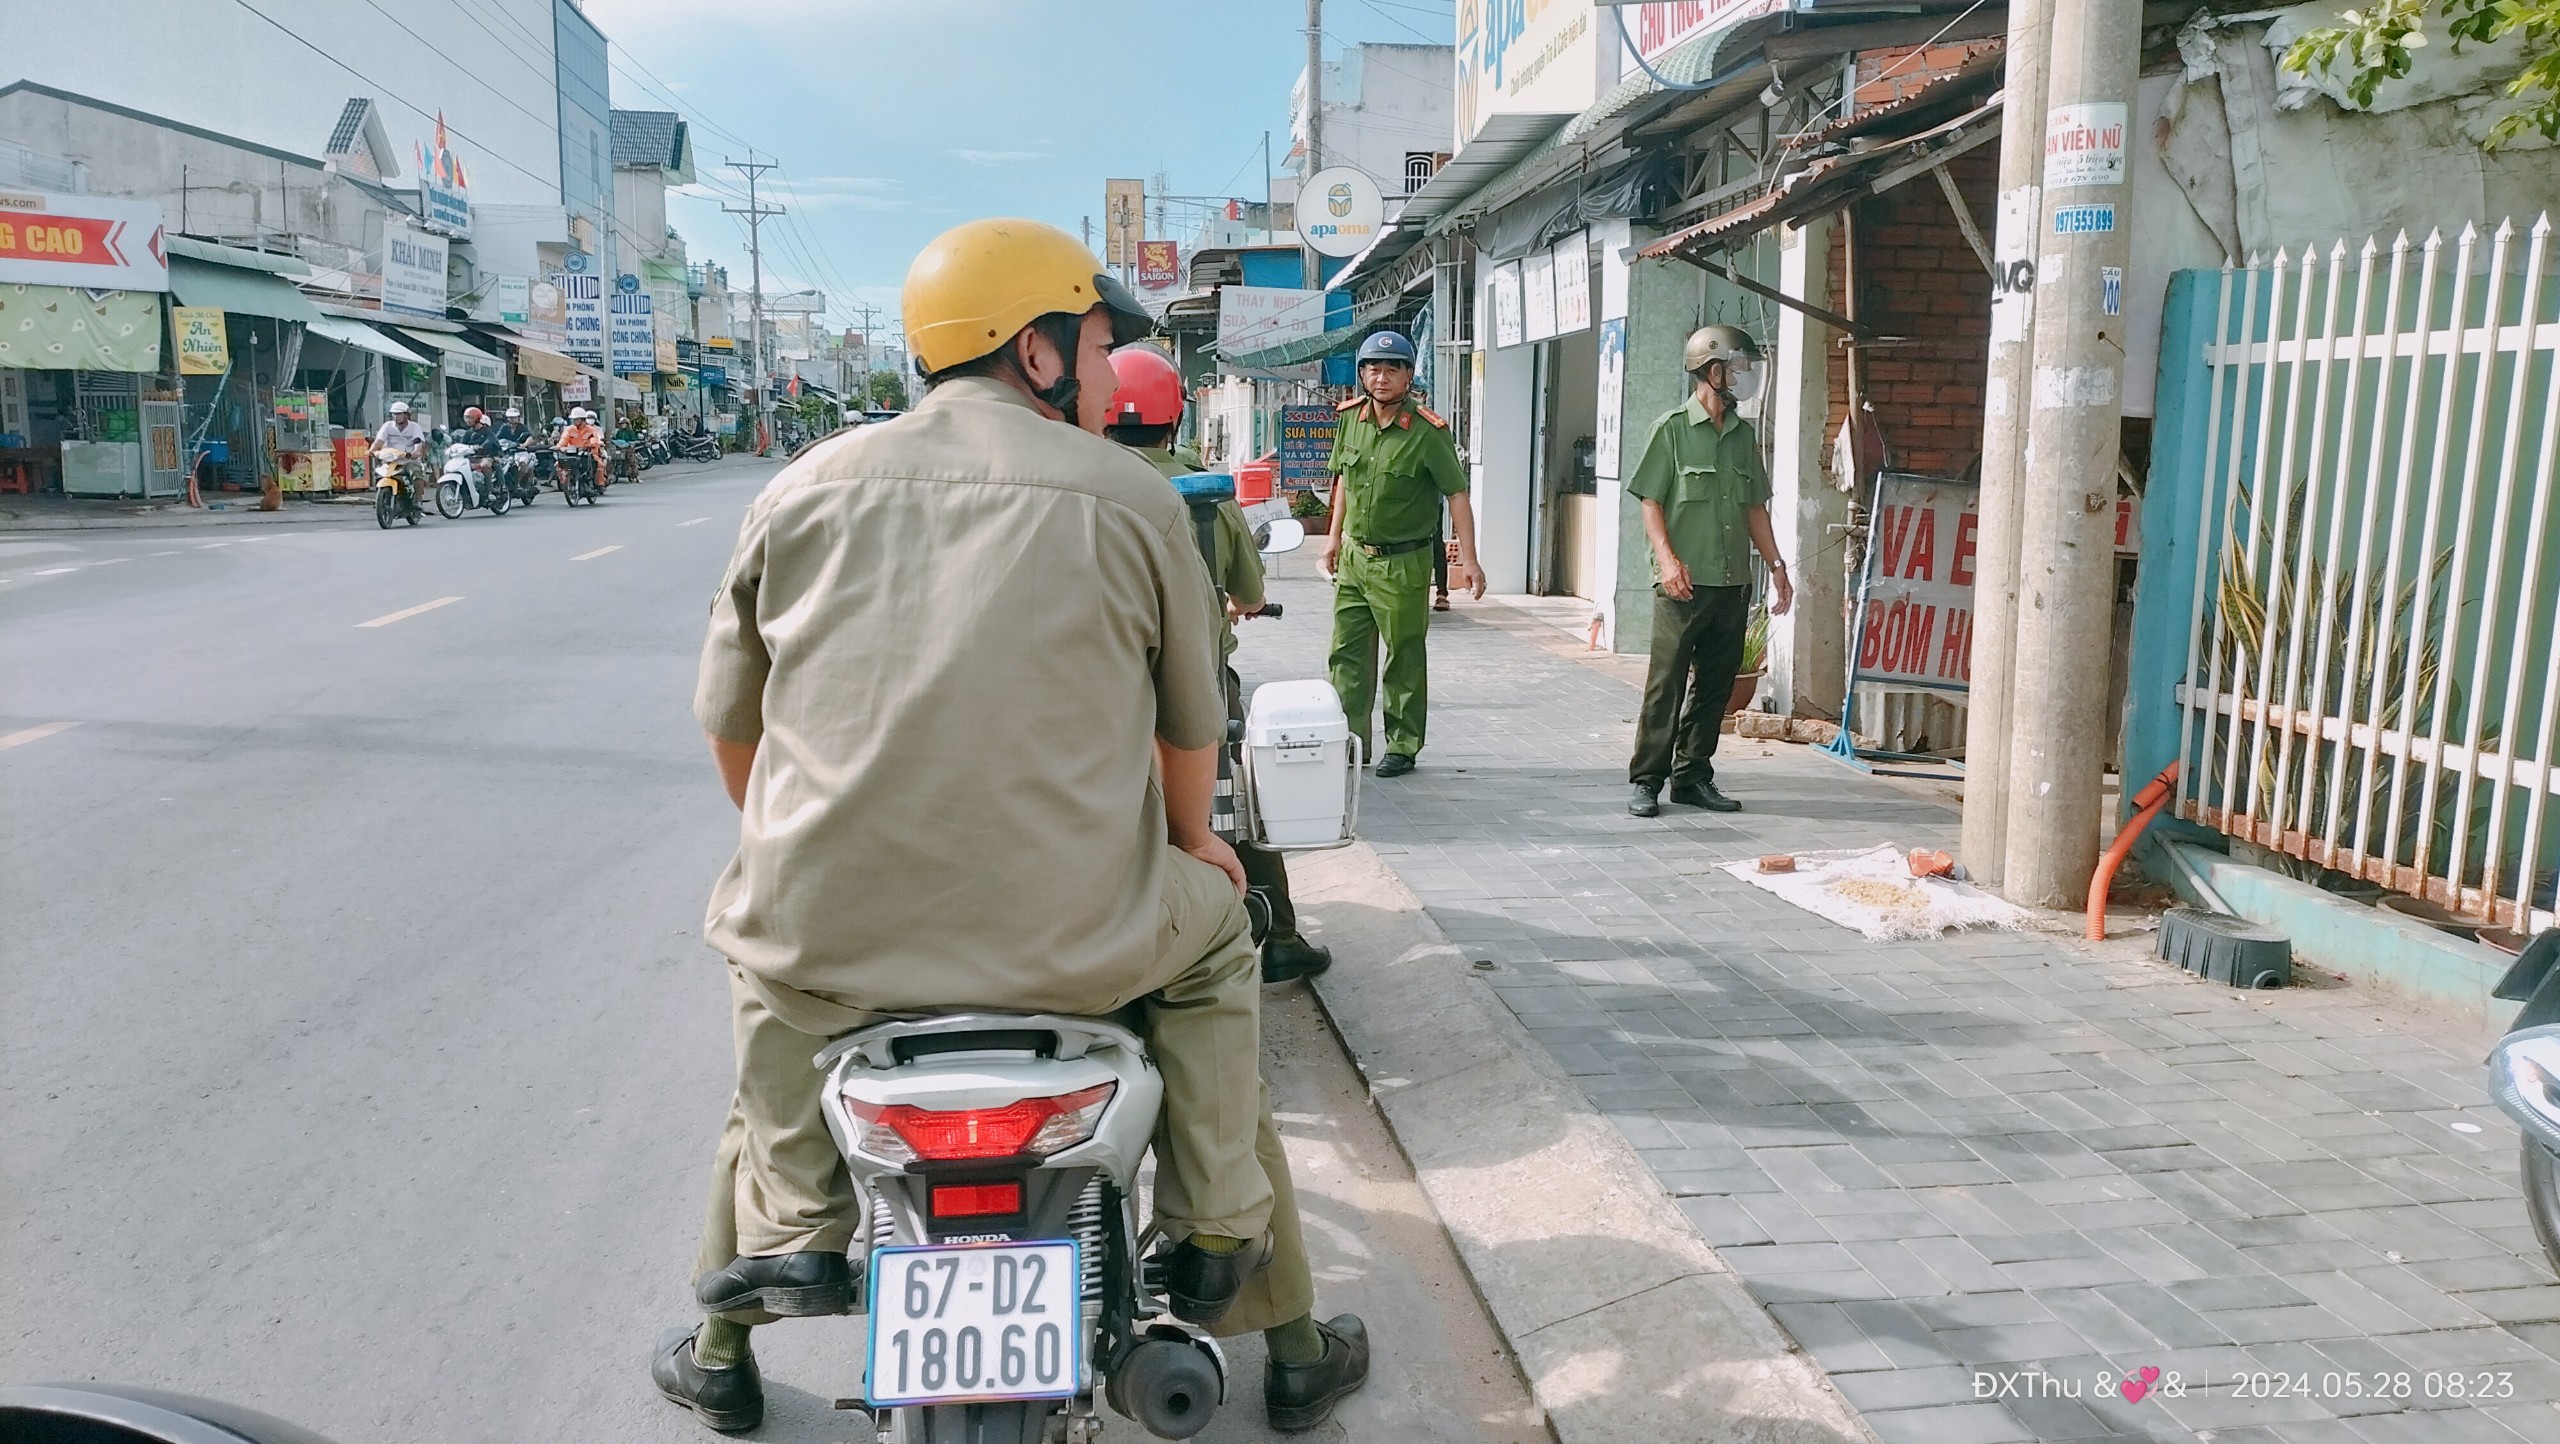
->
<box><xmin>583</xmin><ymin>0</ymin><xmax>1456</xmax><ymax>338</ymax></box>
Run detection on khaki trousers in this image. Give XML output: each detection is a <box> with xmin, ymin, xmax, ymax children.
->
<box><xmin>693</xmin><ymin>847</ymin><xmax>1315</xmax><ymax>1333</ymax></box>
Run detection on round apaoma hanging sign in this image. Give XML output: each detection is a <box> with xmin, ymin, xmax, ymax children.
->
<box><xmin>1300</xmin><ymin>165</ymin><xmax>1384</xmax><ymax>258</ymax></box>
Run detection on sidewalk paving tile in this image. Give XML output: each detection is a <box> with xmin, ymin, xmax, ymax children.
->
<box><xmin>1235</xmin><ymin>589</ymin><xmax>2560</xmax><ymax>1442</ymax></box>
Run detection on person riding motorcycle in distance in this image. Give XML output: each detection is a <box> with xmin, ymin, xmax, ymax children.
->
<box><xmin>1102</xmin><ymin>342</ymin><xmax>1333</xmax><ymax>988</ymax></box>
<box><xmin>370</xmin><ymin>399</ymin><xmax>426</xmax><ymax>460</ymax></box>
<box><xmin>558</xmin><ymin>407</ymin><xmax>607</xmax><ymax>487</ymax></box>
<box><xmin>492</xmin><ymin>405</ymin><xmax>532</xmax><ymax>451</ymax></box>
<box><xmin>452</xmin><ymin>406</ymin><xmax>498</xmax><ymax>506</ymax></box>
<box><xmin>656</xmin><ymin>217</ymin><xmax>1370</xmax><ymax>1434</ymax></box>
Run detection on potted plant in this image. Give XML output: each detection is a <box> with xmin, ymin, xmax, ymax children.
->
<box><xmin>1727</xmin><ymin>603</ymin><xmax>1769</xmax><ymax>714</ymax></box>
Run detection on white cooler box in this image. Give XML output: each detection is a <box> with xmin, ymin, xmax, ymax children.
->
<box><xmin>1241</xmin><ymin>680</ymin><xmax>1360</xmax><ymax>850</ymax></box>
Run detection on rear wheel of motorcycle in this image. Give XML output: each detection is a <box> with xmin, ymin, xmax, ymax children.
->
<box><xmin>374</xmin><ymin>488</ymin><xmax>396</xmax><ymax>529</ymax></box>
<box><xmin>490</xmin><ymin>487</ymin><xmax>511</xmax><ymax>516</ymax></box>
<box><xmin>435</xmin><ymin>478</ymin><xmax>465</xmax><ymax>518</ymax></box>
<box><xmin>2525</xmin><ymin>1140</ymin><xmax>2560</xmax><ymax>1276</ymax></box>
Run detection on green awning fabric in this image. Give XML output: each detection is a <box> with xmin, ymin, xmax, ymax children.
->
<box><xmin>167</xmin><ymin>255</ymin><xmax>324</xmax><ymax>325</ymax></box>
<box><xmin>0</xmin><ymin>283</ymin><xmax>163</xmax><ymax>372</ymax></box>
<box><xmin>1216</xmin><ymin>288</ymin><xmax>1407</xmax><ymax>370</ymax></box>
<box><xmin>392</xmin><ymin>327</ymin><xmax>508</xmax><ymax>385</ymax></box>
<box><xmin>306</xmin><ymin>314</ymin><xmax>430</xmax><ymax>364</ymax></box>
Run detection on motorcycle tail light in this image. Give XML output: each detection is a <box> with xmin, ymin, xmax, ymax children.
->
<box><xmin>846</xmin><ymin>1083</ymin><xmax>1115</xmax><ymax>1163</ymax></box>
<box><xmin>929</xmin><ymin>1181</ymin><xmax>1024</xmax><ymax>1219</ymax></box>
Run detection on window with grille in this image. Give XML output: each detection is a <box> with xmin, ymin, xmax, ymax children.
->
<box><xmin>1403</xmin><ymin>152</ymin><xmax>1441</xmax><ymax>194</ymax></box>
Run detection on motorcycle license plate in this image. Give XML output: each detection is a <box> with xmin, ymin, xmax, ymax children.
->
<box><xmin>865</xmin><ymin>1240</ymin><xmax>1081</xmax><ymax>1408</ymax></box>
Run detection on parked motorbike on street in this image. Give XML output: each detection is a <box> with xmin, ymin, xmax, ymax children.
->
<box><xmin>441</xmin><ymin>442</ymin><xmax>509</xmax><ymax>517</ymax></box>
<box><xmin>675</xmin><ymin>430</ymin><xmax>720</xmax><ymax>463</ymax></box>
<box><xmin>370</xmin><ymin>447</ymin><xmax>432</xmax><ymax>528</ymax></box>
<box><xmin>814</xmin><ymin>512</ymin><xmax>1350</xmax><ymax>1444</ymax></box>
<box><xmin>557</xmin><ymin>448</ymin><xmax>605</xmax><ymax>506</ymax></box>
<box><xmin>2487</xmin><ymin>930</ymin><xmax>2560</xmax><ymax>1274</ymax></box>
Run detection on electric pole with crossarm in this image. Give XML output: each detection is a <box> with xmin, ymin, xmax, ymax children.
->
<box><xmin>724</xmin><ymin>154</ymin><xmax>784</xmax><ymax>454</ymax></box>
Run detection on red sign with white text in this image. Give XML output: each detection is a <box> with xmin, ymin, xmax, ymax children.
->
<box><xmin>1854</xmin><ymin>474</ymin><xmax>1977</xmax><ymax>691</ymax></box>
<box><xmin>0</xmin><ymin>191</ymin><xmax>167</xmax><ymax>290</ymax></box>
<box><xmin>1136</xmin><ymin>240</ymin><xmax>1180</xmax><ymax>290</ymax></box>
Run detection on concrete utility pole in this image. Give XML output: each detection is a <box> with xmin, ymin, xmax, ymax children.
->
<box><xmin>2000</xmin><ymin>0</ymin><xmax>2142</xmax><ymax>906</ymax></box>
<box><xmin>1957</xmin><ymin>0</ymin><xmax>2055</xmax><ymax>888</ymax></box>
<box><xmin>724</xmin><ymin>154</ymin><xmax>783</xmax><ymax>454</ymax></box>
<box><xmin>846</xmin><ymin>300</ymin><xmax>884</xmax><ymax>408</ymax></box>
<box><xmin>1302</xmin><ymin>0</ymin><xmax>1323</xmax><ymax>290</ymax></box>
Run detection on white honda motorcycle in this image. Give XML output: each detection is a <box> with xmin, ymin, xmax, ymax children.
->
<box><xmin>824</xmin><ymin>509</ymin><xmax>1356</xmax><ymax>1444</ymax></box>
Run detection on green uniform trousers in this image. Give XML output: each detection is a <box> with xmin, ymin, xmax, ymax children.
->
<box><xmin>1327</xmin><ymin>543</ymin><xmax>1435</xmax><ymax>761</ymax></box>
<box><xmin>694</xmin><ymin>848</ymin><xmax>1315</xmax><ymax>1335</ymax></box>
<box><xmin>1629</xmin><ymin>583</ymin><xmax>1751</xmax><ymax>790</ymax></box>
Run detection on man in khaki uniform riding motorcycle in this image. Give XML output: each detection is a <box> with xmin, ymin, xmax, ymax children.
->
<box><xmin>656</xmin><ymin>217</ymin><xmax>1367</xmax><ymax>1434</ymax></box>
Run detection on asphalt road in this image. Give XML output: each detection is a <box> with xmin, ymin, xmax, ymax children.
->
<box><xmin>0</xmin><ymin>460</ymin><xmax>1540</xmax><ymax>1444</ymax></box>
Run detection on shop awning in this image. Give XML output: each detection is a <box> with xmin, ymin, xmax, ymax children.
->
<box><xmin>0</xmin><ymin>283</ymin><xmax>163</xmax><ymax>372</ymax></box>
<box><xmin>305</xmin><ymin>314</ymin><xmax>430</xmax><ymax>364</ymax></box>
<box><xmin>1639</xmin><ymin>96</ymin><xmax>2002</xmax><ymax>265</ymax></box>
<box><xmin>391</xmin><ymin>326</ymin><xmax>508</xmax><ymax>386</ymax></box>
<box><xmin>167</xmin><ymin>255</ymin><xmax>325</xmax><ymax>326</ymax></box>
<box><xmin>511</xmin><ymin>344</ymin><xmax>581</xmax><ymax>383</ymax></box>
<box><xmin>1215</xmin><ymin>286</ymin><xmax>1411</xmax><ymax>370</ymax></box>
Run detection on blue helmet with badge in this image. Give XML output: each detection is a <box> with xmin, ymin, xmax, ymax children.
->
<box><xmin>1354</xmin><ymin>330</ymin><xmax>1417</xmax><ymax>368</ymax></box>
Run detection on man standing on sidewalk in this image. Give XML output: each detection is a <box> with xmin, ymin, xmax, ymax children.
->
<box><xmin>1626</xmin><ymin>325</ymin><xmax>1793</xmax><ymax>817</ymax></box>
<box><xmin>1320</xmin><ymin>331</ymin><xmax>1483</xmax><ymax>779</ymax></box>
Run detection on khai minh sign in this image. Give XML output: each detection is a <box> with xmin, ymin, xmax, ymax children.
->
<box><xmin>381</xmin><ymin>223</ymin><xmax>448</xmax><ymax>317</ymax></box>
<box><xmin>0</xmin><ymin>191</ymin><xmax>167</xmax><ymax>290</ymax></box>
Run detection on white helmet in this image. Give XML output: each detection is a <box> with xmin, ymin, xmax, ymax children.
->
<box><xmin>388</xmin><ymin>400</ymin><xmax>412</xmax><ymax>415</ymax></box>
<box><xmin>505</xmin><ymin>406</ymin><xmax>523</xmax><ymax>419</ymax></box>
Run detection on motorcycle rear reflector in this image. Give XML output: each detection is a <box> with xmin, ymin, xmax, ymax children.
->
<box><xmin>848</xmin><ymin>1083</ymin><xmax>1116</xmax><ymax>1162</ymax></box>
<box><xmin>929</xmin><ymin>1181</ymin><xmax>1024</xmax><ymax>1219</ymax></box>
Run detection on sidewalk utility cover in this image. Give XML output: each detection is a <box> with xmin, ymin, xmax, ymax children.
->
<box><xmin>1720</xmin><ymin>844</ymin><xmax>2029</xmax><ymax>941</ymax></box>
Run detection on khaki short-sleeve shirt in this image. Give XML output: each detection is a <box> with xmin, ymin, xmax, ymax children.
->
<box><xmin>695</xmin><ymin>376</ymin><xmax>1228</xmax><ymax>1014</ymax></box>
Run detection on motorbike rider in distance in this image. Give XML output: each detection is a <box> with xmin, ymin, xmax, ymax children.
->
<box><xmin>493</xmin><ymin>406</ymin><xmax>532</xmax><ymax>451</ymax></box>
<box><xmin>559</xmin><ymin>408</ymin><xmax>608</xmax><ymax>491</ymax></box>
<box><xmin>371</xmin><ymin>399</ymin><xmax>426</xmax><ymax>459</ymax></box>
<box><xmin>452</xmin><ymin>406</ymin><xmax>499</xmax><ymax>508</ymax></box>
<box><xmin>655</xmin><ymin>217</ymin><xmax>1369</xmax><ymax>1435</ymax></box>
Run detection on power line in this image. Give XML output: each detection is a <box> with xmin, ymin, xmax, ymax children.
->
<box><xmin>223</xmin><ymin>0</ymin><xmax>558</xmax><ymax>190</ymax></box>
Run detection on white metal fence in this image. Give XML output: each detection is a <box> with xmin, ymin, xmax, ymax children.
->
<box><xmin>2174</xmin><ymin>216</ymin><xmax>2560</xmax><ymax>935</ymax></box>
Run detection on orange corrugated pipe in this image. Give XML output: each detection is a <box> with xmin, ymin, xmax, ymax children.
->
<box><xmin>2088</xmin><ymin>760</ymin><xmax>2182</xmax><ymax>942</ymax></box>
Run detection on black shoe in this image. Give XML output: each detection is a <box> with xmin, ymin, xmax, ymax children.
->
<box><xmin>1670</xmin><ymin>782</ymin><xmax>1742</xmax><ymax>812</ymax></box>
<box><xmin>1627</xmin><ymin>783</ymin><xmax>1661</xmax><ymax>818</ymax></box>
<box><xmin>1375</xmin><ymin>752</ymin><xmax>1415</xmax><ymax>778</ymax></box>
<box><xmin>1262</xmin><ymin>932</ymin><xmax>1333</xmax><ymax>985</ymax></box>
<box><xmin>693</xmin><ymin>1250</ymin><xmax>855</xmax><ymax>1318</ymax></box>
<box><xmin>1267</xmin><ymin>1315</ymin><xmax>1371</xmax><ymax>1432</ymax></box>
<box><xmin>652</xmin><ymin>1325</ymin><xmax>764</xmax><ymax>1433</ymax></box>
<box><xmin>1158</xmin><ymin>1233</ymin><xmax>1273</xmax><ymax>1325</ymax></box>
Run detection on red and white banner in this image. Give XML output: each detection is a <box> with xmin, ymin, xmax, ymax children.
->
<box><xmin>1136</xmin><ymin>240</ymin><xmax>1180</xmax><ymax>290</ymax></box>
<box><xmin>0</xmin><ymin>191</ymin><xmax>167</xmax><ymax>291</ymax></box>
<box><xmin>1853</xmin><ymin>475</ymin><xmax>1977</xmax><ymax>691</ymax></box>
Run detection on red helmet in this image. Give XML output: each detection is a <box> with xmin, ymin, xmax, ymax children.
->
<box><xmin>464</xmin><ymin>406</ymin><xmax>487</xmax><ymax>424</ymax></box>
<box><xmin>1105</xmin><ymin>345</ymin><xmax>1183</xmax><ymax>428</ymax></box>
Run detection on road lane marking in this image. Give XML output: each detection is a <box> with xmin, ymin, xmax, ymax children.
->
<box><xmin>679</xmin><ymin>516</ymin><xmax>710</xmax><ymax>526</ymax></box>
<box><xmin>571</xmin><ymin>545</ymin><xmax>623</xmax><ymax>561</ymax></box>
<box><xmin>198</xmin><ymin>541</ymin><xmax>232</xmax><ymax>549</ymax></box>
<box><xmin>32</xmin><ymin>567</ymin><xmax>78</xmax><ymax>575</ymax></box>
<box><xmin>89</xmin><ymin>557</ymin><xmax>131</xmax><ymax>566</ymax></box>
<box><xmin>0</xmin><ymin>721</ymin><xmax>78</xmax><ymax>751</ymax></box>
<box><xmin>357</xmin><ymin>596</ymin><xmax>463</xmax><ymax>628</ymax></box>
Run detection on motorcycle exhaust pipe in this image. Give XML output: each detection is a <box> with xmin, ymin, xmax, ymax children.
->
<box><xmin>1104</xmin><ymin>1328</ymin><xmax>1225</xmax><ymax>1440</ymax></box>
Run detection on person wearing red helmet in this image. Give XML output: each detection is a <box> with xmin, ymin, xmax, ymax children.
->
<box><xmin>1104</xmin><ymin>344</ymin><xmax>1333</xmax><ymax>991</ymax></box>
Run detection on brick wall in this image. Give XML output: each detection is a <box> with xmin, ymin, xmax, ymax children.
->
<box><xmin>1823</xmin><ymin>141</ymin><xmax>1997</xmax><ymax>481</ymax></box>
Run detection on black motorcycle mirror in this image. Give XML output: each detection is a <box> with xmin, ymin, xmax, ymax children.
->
<box><xmin>1256</xmin><ymin>517</ymin><xmax>1306</xmax><ymax>556</ymax></box>
<box><xmin>0</xmin><ymin>1384</ymin><xmax>338</xmax><ymax>1444</ymax></box>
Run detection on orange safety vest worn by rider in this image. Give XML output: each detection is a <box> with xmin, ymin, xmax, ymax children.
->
<box><xmin>561</xmin><ymin>421</ymin><xmax>606</xmax><ymax>454</ymax></box>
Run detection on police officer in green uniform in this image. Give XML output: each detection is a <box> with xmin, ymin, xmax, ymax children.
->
<box><xmin>1104</xmin><ymin>344</ymin><xmax>1334</xmax><ymax>986</ymax></box>
<box><xmin>1624</xmin><ymin>325</ymin><xmax>1794</xmax><ymax>818</ymax></box>
<box><xmin>1321</xmin><ymin>331</ymin><xmax>1482</xmax><ymax>778</ymax></box>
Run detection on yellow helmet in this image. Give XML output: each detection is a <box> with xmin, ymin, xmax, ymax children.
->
<box><xmin>903</xmin><ymin>218</ymin><xmax>1153</xmax><ymax>375</ymax></box>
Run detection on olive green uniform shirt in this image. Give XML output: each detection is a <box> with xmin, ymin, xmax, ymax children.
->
<box><xmin>1623</xmin><ymin>395</ymin><xmax>1772</xmax><ymax>589</ymax></box>
<box><xmin>1137</xmin><ymin>444</ymin><xmax>1263</xmax><ymax>658</ymax></box>
<box><xmin>694</xmin><ymin>376</ymin><xmax>1228</xmax><ymax>1014</ymax></box>
<box><xmin>1326</xmin><ymin>399</ymin><xmax>1466</xmax><ymax>544</ymax></box>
